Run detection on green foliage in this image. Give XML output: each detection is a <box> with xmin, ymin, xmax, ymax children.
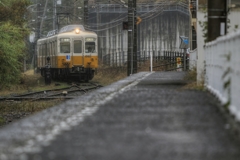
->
<box><xmin>222</xmin><ymin>67</ymin><xmax>231</xmax><ymax>80</ymax></box>
<box><xmin>0</xmin><ymin>0</ymin><xmax>31</xmax><ymax>26</ymax></box>
<box><xmin>223</xmin><ymin>100</ymin><xmax>231</xmax><ymax>111</ymax></box>
<box><xmin>0</xmin><ymin>0</ymin><xmax>30</xmax><ymax>88</ymax></box>
<box><xmin>198</xmin><ymin>7</ymin><xmax>208</xmax><ymax>43</ymax></box>
<box><xmin>0</xmin><ymin>116</ymin><xmax>5</xmax><ymax>125</ymax></box>
<box><xmin>223</xmin><ymin>79</ymin><xmax>231</xmax><ymax>89</ymax></box>
<box><xmin>184</xmin><ymin>67</ymin><xmax>197</xmax><ymax>81</ymax></box>
<box><xmin>234</xmin><ymin>25</ymin><xmax>239</xmax><ymax>32</ymax></box>
<box><xmin>222</xmin><ymin>52</ymin><xmax>231</xmax><ymax>109</ymax></box>
<box><xmin>0</xmin><ymin>23</ymin><xmax>28</xmax><ymax>89</ymax></box>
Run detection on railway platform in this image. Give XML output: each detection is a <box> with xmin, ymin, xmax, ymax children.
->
<box><xmin>0</xmin><ymin>71</ymin><xmax>240</xmax><ymax>160</ymax></box>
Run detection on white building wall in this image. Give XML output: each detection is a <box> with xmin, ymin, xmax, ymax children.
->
<box><xmin>228</xmin><ymin>11</ymin><xmax>240</xmax><ymax>33</ymax></box>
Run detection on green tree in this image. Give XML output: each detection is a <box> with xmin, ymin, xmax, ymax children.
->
<box><xmin>0</xmin><ymin>0</ymin><xmax>31</xmax><ymax>26</ymax></box>
<box><xmin>0</xmin><ymin>23</ymin><xmax>28</xmax><ymax>88</ymax></box>
<box><xmin>0</xmin><ymin>0</ymin><xmax>31</xmax><ymax>88</ymax></box>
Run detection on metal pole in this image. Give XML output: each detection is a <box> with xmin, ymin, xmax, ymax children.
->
<box><xmin>34</xmin><ymin>1</ymin><xmax>41</xmax><ymax>73</ymax></box>
<box><xmin>127</xmin><ymin>0</ymin><xmax>133</xmax><ymax>76</ymax></box>
<box><xmin>53</xmin><ymin>0</ymin><xmax>56</xmax><ymax>31</ymax></box>
<box><xmin>184</xmin><ymin>48</ymin><xmax>186</xmax><ymax>71</ymax></box>
<box><xmin>150</xmin><ymin>51</ymin><xmax>152</xmax><ymax>72</ymax></box>
<box><xmin>127</xmin><ymin>0</ymin><xmax>136</xmax><ymax>76</ymax></box>
<box><xmin>133</xmin><ymin>0</ymin><xmax>137</xmax><ymax>74</ymax></box>
<box><xmin>207</xmin><ymin>0</ymin><xmax>227</xmax><ymax>42</ymax></box>
<box><xmin>131</xmin><ymin>11</ymin><xmax>134</xmax><ymax>75</ymax></box>
<box><xmin>40</xmin><ymin>0</ymin><xmax>49</xmax><ymax>37</ymax></box>
<box><xmin>84</xmin><ymin>0</ymin><xmax>88</xmax><ymax>29</ymax></box>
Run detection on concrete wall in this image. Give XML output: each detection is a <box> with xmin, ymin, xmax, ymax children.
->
<box><xmin>138</xmin><ymin>12</ymin><xmax>189</xmax><ymax>54</ymax></box>
<box><xmin>89</xmin><ymin>8</ymin><xmax>190</xmax><ymax>65</ymax></box>
<box><xmin>228</xmin><ymin>11</ymin><xmax>240</xmax><ymax>33</ymax></box>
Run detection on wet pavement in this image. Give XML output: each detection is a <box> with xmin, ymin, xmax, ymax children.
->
<box><xmin>0</xmin><ymin>71</ymin><xmax>240</xmax><ymax>160</ymax></box>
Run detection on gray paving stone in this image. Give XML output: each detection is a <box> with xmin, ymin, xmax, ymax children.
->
<box><xmin>0</xmin><ymin>72</ymin><xmax>240</xmax><ymax>160</ymax></box>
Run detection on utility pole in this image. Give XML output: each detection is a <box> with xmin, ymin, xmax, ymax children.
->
<box><xmin>96</xmin><ymin>0</ymin><xmax>100</xmax><ymax>60</ymax></box>
<box><xmin>53</xmin><ymin>0</ymin><xmax>57</xmax><ymax>31</ymax></box>
<box><xmin>207</xmin><ymin>0</ymin><xmax>227</xmax><ymax>42</ymax></box>
<box><xmin>40</xmin><ymin>0</ymin><xmax>49</xmax><ymax>37</ymax></box>
<box><xmin>133</xmin><ymin>0</ymin><xmax>137</xmax><ymax>75</ymax></box>
<box><xmin>35</xmin><ymin>1</ymin><xmax>41</xmax><ymax>43</ymax></box>
<box><xmin>84</xmin><ymin>0</ymin><xmax>88</xmax><ymax>29</ymax></box>
<box><xmin>127</xmin><ymin>0</ymin><xmax>137</xmax><ymax>76</ymax></box>
<box><xmin>34</xmin><ymin>1</ymin><xmax>41</xmax><ymax>73</ymax></box>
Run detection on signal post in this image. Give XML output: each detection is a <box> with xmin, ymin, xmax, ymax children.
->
<box><xmin>127</xmin><ymin>0</ymin><xmax>137</xmax><ymax>76</ymax></box>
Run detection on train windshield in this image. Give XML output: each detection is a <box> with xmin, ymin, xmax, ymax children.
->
<box><xmin>85</xmin><ymin>42</ymin><xmax>96</xmax><ymax>53</ymax></box>
<box><xmin>74</xmin><ymin>40</ymin><xmax>82</xmax><ymax>53</ymax></box>
<box><xmin>85</xmin><ymin>37</ymin><xmax>96</xmax><ymax>53</ymax></box>
<box><xmin>60</xmin><ymin>38</ymin><xmax>70</xmax><ymax>53</ymax></box>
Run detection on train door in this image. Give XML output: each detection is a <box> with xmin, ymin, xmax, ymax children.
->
<box><xmin>72</xmin><ymin>38</ymin><xmax>84</xmax><ymax>66</ymax></box>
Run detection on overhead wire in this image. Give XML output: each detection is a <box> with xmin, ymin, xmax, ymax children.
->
<box><xmin>141</xmin><ymin>0</ymin><xmax>186</xmax><ymax>20</ymax></box>
<box><xmin>35</xmin><ymin>0</ymin><xmax>188</xmax><ymax>35</ymax></box>
<box><xmin>95</xmin><ymin>0</ymin><xmax>184</xmax><ymax>25</ymax></box>
<box><xmin>86</xmin><ymin>2</ymin><xmax>165</xmax><ymax>30</ymax></box>
<box><xmin>85</xmin><ymin>0</ymin><xmax>187</xmax><ymax>32</ymax></box>
<box><xmin>86</xmin><ymin>2</ymin><xmax>128</xmax><ymax>27</ymax></box>
<box><xmin>40</xmin><ymin>0</ymin><xmax>185</xmax><ymax>31</ymax></box>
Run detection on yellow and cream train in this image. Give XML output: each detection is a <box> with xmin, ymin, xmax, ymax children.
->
<box><xmin>37</xmin><ymin>25</ymin><xmax>98</xmax><ymax>82</ymax></box>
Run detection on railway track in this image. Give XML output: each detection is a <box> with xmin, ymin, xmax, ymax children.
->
<box><xmin>0</xmin><ymin>82</ymin><xmax>102</xmax><ymax>102</ymax></box>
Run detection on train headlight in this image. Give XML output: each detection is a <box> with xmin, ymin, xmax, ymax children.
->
<box><xmin>75</xmin><ymin>28</ymin><xmax>80</xmax><ymax>34</ymax></box>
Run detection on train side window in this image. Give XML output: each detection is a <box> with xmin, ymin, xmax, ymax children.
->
<box><xmin>43</xmin><ymin>44</ymin><xmax>46</xmax><ymax>56</ymax></box>
<box><xmin>60</xmin><ymin>38</ymin><xmax>70</xmax><ymax>53</ymax></box>
<box><xmin>41</xmin><ymin>45</ymin><xmax>43</xmax><ymax>56</ymax></box>
<box><xmin>50</xmin><ymin>42</ymin><xmax>52</xmax><ymax>56</ymax></box>
<box><xmin>74</xmin><ymin>40</ymin><xmax>82</xmax><ymax>53</ymax></box>
<box><xmin>55</xmin><ymin>41</ymin><xmax>57</xmax><ymax>55</ymax></box>
<box><xmin>39</xmin><ymin>45</ymin><xmax>41</xmax><ymax>56</ymax></box>
<box><xmin>53</xmin><ymin>42</ymin><xmax>55</xmax><ymax>55</ymax></box>
<box><xmin>85</xmin><ymin>42</ymin><xmax>95</xmax><ymax>53</ymax></box>
<box><xmin>40</xmin><ymin>45</ymin><xmax>42</xmax><ymax>56</ymax></box>
<box><xmin>48</xmin><ymin>43</ymin><xmax>51</xmax><ymax>56</ymax></box>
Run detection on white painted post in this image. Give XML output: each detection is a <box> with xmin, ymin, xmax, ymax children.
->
<box><xmin>150</xmin><ymin>51</ymin><xmax>153</xmax><ymax>72</ymax></box>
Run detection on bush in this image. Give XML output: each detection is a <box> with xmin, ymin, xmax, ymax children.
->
<box><xmin>0</xmin><ymin>23</ymin><xmax>28</xmax><ymax>89</ymax></box>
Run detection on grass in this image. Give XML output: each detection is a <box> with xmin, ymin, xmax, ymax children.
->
<box><xmin>0</xmin><ymin>117</ymin><xmax>5</xmax><ymax>126</ymax></box>
<box><xmin>92</xmin><ymin>65</ymin><xmax>127</xmax><ymax>86</ymax></box>
<box><xmin>0</xmin><ymin>70</ymin><xmax>70</xmax><ymax>126</ymax></box>
<box><xmin>183</xmin><ymin>67</ymin><xmax>205</xmax><ymax>90</ymax></box>
<box><xmin>0</xmin><ymin>67</ymin><xmax>128</xmax><ymax>126</ymax></box>
<box><xmin>0</xmin><ymin>70</ymin><xmax>69</xmax><ymax>97</ymax></box>
<box><xmin>0</xmin><ymin>100</ymin><xmax>63</xmax><ymax>113</ymax></box>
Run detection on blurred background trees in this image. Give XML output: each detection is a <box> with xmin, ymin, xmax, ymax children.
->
<box><xmin>0</xmin><ymin>0</ymin><xmax>30</xmax><ymax>88</ymax></box>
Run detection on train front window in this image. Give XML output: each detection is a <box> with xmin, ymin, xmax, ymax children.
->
<box><xmin>85</xmin><ymin>42</ymin><xmax>95</xmax><ymax>53</ymax></box>
<box><xmin>74</xmin><ymin>40</ymin><xmax>82</xmax><ymax>53</ymax></box>
<box><xmin>60</xmin><ymin>38</ymin><xmax>70</xmax><ymax>53</ymax></box>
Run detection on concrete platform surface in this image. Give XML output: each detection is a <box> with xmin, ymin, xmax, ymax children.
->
<box><xmin>0</xmin><ymin>71</ymin><xmax>240</xmax><ymax>160</ymax></box>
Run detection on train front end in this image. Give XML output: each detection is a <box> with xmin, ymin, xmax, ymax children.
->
<box><xmin>37</xmin><ymin>25</ymin><xmax>98</xmax><ymax>82</ymax></box>
<box><xmin>57</xmin><ymin>27</ymin><xmax>98</xmax><ymax>81</ymax></box>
